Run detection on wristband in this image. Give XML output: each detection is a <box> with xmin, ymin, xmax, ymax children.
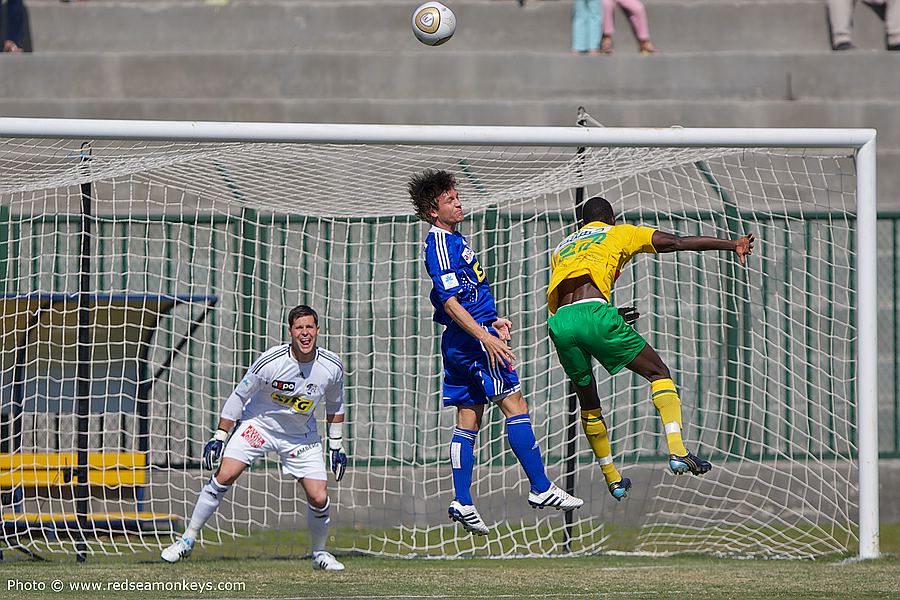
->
<box><xmin>213</xmin><ymin>429</ymin><xmax>229</xmax><ymax>442</ymax></box>
<box><xmin>327</xmin><ymin>421</ymin><xmax>344</xmax><ymax>451</ymax></box>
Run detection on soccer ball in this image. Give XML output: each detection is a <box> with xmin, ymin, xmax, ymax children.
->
<box><xmin>412</xmin><ymin>2</ymin><xmax>456</xmax><ymax>46</ymax></box>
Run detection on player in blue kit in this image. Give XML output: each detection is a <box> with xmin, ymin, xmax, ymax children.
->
<box><xmin>409</xmin><ymin>169</ymin><xmax>583</xmax><ymax>536</ymax></box>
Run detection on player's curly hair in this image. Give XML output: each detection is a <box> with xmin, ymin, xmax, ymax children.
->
<box><xmin>408</xmin><ymin>169</ymin><xmax>458</xmax><ymax>223</ymax></box>
<box><xmin>287</xmin><ymin>304</ymin><xmax>318</xmax><ymax>327</ymax></box>
<box><xmin>580</xmin><ymin>196</ymin><xmax>616</xmax><ymax>226</ymax></box>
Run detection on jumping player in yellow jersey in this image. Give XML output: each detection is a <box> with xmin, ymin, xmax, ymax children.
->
<box><xmin>547</xmin><ymin>196</ymin><xmax>754</xmax><ymax>500</ymax></box>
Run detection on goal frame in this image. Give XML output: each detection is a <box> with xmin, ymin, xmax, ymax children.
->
<box><xmin>0</xmin><ymin>118</ymin><xmax>879</xmax><ymax>560</ymax></box>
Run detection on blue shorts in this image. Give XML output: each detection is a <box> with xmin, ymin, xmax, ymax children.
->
<box><xmin>440</xmin><ymin>323</ymin><xmax>521</xmax><ymax>407</ymax></box>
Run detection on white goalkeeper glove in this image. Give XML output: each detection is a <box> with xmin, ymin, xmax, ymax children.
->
<box><xmin>202</xmin><ymin>429</ymin><xmax>229</xmax><ymax>471</ymax></box>
<box><xmin>328</xmin><ymin>422</ymin><xmax>347</xmax><ymax>482</ymax></box>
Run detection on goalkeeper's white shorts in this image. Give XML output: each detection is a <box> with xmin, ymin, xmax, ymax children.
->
<box><xmin>223</xmin><ymin>419</ymin><xmax>327</xmax><ymax>481</ymax></box>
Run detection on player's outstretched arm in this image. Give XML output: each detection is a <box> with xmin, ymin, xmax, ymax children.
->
<box><xmin>443</xmin><ymin>296</ymin><xmax>516</xmax><ymax>370</ymax></box>
<box><xmin>652</xmin><ymin>231</ymin><xmax>755</xmax><ymax>265</ymax></box>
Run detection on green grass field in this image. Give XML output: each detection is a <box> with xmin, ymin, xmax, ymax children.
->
<box><xmin>3</xmin><ymin>524</ymin><xmax>899</xmax><ymax>600</ymax></box>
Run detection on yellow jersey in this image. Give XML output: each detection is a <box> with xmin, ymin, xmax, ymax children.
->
<box><xmin>547</xmin><ymin>221</ymin><xmax>657</xmax><ymax>315</ymax></box>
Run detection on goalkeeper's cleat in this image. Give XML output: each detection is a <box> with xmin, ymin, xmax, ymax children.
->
<box><xmin>608</xmin><ymin>477</ymin><xmax>632</xmax><ymax>501</ymax></box>
<box><xmin>528</xmin><ymin>483</ymin><xmax>584</xmax><ymax>511</ymax></box>
<box><xmin>668</xmin><ymin>451</ymin><xmax>712</xmax><ymax>476</ymax></box>
<box><xmin>448</xmin><ymin>500</ymin><xmax>490</xmax><ymax>536</ymax></box>
<box><xmin>311</xmin><ymin>551</ymin><xmax>345</xmax><ymax>571</ymax></box>
<box><xmin>160</xmin><ymin>535</ymin><xmax>193</xmax><ymax>563</ymax></box>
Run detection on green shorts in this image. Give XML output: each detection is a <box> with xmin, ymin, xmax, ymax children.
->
<box><xmin>547</xmin><ymin>300</ymin><xmax>647</xmax><ymax>385</ymax></box>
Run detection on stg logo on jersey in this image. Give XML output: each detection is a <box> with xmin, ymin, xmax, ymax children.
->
<box><xmin>272</xmin><ymin>392</ymin><xmax>314</xmax><ymax>413</ymax></box>
<box><xmin>272</xmin><ymin>380</ymin><xmax>296</xmax><ymax>392</ymax></box>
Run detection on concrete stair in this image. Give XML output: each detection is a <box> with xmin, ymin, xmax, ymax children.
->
<box><xmin>2</xmin><ymin>0</ymin><xmax>899</xmax><ymax>205</ymax></box>
<box><xmin>23</xmin><ymin>0</ymin><xmax>896</xmax><ymax>53</ymax></box>
<box><xmin>2</xmin><ymin>51</ymin><xmax>899</xmax><ymax>101</ymax></box>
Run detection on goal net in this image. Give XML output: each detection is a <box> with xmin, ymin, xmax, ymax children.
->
<box><xmin>0</xmin><ymin>120</ymin><xmax>878</xmax><ymax>560</ymax></box>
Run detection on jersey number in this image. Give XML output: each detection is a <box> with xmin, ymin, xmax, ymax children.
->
<box><xmin>557</xmin><ymin>232</ymin><xmax>607</xmax><ymax>259</ymax></box>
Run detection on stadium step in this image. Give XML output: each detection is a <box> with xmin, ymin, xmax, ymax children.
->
<box><xmin>6</xmin><ymin>0</ymin><xmax>900</xmax><ymax>209</ymax></box>
<box><xmin>2</xmin><ymin>51</ymin><xmax>899</xmax><ymax>102</ymax></box>
<box><xmin>25</xmin><ymin>0</ymin><xmax>893</xmax><ymax>53</ymax></box>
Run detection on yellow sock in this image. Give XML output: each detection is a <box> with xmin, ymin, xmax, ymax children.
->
<box><xmin>650</xmin><ymin>378</ymin><xmax>689</xmax><ymax>457</ymax></box>
<box><xmin>580</xmin><ymin>409</ymin><xmax>621</xmax><ymax>485</ymax></box>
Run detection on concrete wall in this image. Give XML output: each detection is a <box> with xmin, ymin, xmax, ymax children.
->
<box><xmin>2</xmin><ymin>0</ymin><xmax>897</xmax><ymax>208</ymax></box>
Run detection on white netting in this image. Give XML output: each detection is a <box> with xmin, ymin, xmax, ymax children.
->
<box><xmin>0</xmin><ymin>132</ymin><xmax>862</xmax><ymax>559</ymax></box>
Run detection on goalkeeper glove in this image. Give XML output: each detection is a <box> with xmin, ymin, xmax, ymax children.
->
<box><xmin>328</xmin><ymin>421</ymin><xmax>347</xmax><ymax>482</ymax></box>
<box><xmin>618</xmin><ymin>306</ymin><xmax>640</xmax><ymax>327</ymax></box>
<box><xmin>202</xmin><ymin>429</ymin><xmax>229</xmax><ymax>471</ymax></box>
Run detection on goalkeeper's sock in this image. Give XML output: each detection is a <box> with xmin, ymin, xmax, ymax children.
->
<box><xmin>651</xmin><ymin>378</ymin><xmax>689</xmax><ymax>457</ymax></box>
<box><xmin>580</xmin><ymin>409</ymin><xmax>621</xmax><ymax>486</ymax></box>
<box><xmin>307</xmin><ymin>497</ymin><xmax>331</xmax><ymax>553</ymax></box>
<box><xmin>506</xmin><ymin>415</ymin><xmax>552</xmax><ymax>494</ymax></box>
<box><xmin>450</xmin><ymin>427</ymin><xmax>477</xmax><ymax>505</ymax></box>
<box><xmin>185</xmin><ymin>475</ymin><xmax>230</xmax><ymax>543</ymax></box>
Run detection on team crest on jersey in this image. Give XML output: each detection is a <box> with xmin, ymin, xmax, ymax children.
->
<box><xmin>305</xmin><ymin>383</ymin><xmax>319</xmax><ymax>395</ymax></box>
<box><xmin>440</xmin><ymin>272</ymin><xmax>459</xmax><ymax>289</ymax></box>
<box><xmin>272</xmin><ymin>380</ymin><xmax>296</xmax><ymax>392</ymax></box>
<box><xmin>462</xmin><ymin>247</ymin><xmax>476</xmax><ymax>263</ymax></box>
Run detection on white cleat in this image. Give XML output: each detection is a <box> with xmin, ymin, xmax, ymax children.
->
<box><xmin>161</xmin><ymin>535</ymin><xmax>193</xmax><ymax>563</ymax></box>
<box><xmin>448</xmin><ymin>500</ymin><xmax>490</xmax><ymax>536</ymax></box>
<box><xmin>312</xmin><ymin>550</ymin><xmax>345</xmax><ymax>571</ymax></box>
<box><xmin>528</xmin><ymin>483</ymin><xmax>584</xmax><ymax>511</ymax></box>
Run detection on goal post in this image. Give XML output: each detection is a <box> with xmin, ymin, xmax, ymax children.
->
<box><xmin>0</xmin><ymin>118</ymin><xmax>879</xmax><ymax>560</ymax></box>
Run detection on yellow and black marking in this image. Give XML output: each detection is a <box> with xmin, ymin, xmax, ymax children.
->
<box><xmin>473</xmin><ymin>261</ymin><xmax>486</xmax><ymax>281</ymax></box>
<box><xmin>271</xmin><ymin>392</ymin><xmax>314</xmax><ymax>413</ymax></box>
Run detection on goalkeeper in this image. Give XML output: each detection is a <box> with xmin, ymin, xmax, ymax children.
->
<box><xmin>161</xmin><ymin>305</ymin><xmax>349</xmax><ymax>571</ymax></box>
<box><xmin>547</xmin><ymin>196</ymin><xmax>754</xmax><ymax>500</ymax></box>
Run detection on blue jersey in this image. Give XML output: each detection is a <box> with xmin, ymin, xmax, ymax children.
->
<box><xmin>423</xmin><ymin>225</ymin><xmax>498</xmax><ymax>326</ymax></box>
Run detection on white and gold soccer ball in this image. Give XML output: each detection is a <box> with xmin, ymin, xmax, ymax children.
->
<box><xmin>412</xmin><ymin>2</ymin><xmax>456</xmax><ymax>46</ymax></box>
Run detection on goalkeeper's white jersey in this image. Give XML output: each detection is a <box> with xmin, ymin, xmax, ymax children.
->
<box><xmin>227</xmin><ymin>344</ymin><xmax>345</xmax><ymax>442</ymax></box>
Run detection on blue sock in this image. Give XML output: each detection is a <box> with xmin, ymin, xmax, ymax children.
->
<box><xmin>450</xmin><ymin>427</ymin><xmax>477</xmax><ymax>505</ymax></box>
<box><xmin>506</xmin><ymin>415</ymin><xmax>551</xmax><ymax>493</ymax></box>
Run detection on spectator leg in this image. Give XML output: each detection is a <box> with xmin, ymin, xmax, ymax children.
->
<box><xmin>883</xmin><ymin>0</ymin><xmax>900</xmax><ymax>47</ymax></box>
<box><xmin>4</xmin><ymin>0</ymin><xmax>26</xmax><ymax>48</ymax></box>
<box><xmin>827</xmin><ymin>0</ymin><xmax>857</xmax><ymax>47</ymax></box>
<box><xmin>619</xmin><ymin>0</ymin><xmax>651</xmax><ymax>42</ymax></box>
<box><xmin>572</xmin><ymin>0</ymin><xmax>602</xmax><ymax>53</ymax></box>
<box><xmin>602</xmin><ymin>0</ymin><xmax>616</xmax><ymax>37</ymax></box>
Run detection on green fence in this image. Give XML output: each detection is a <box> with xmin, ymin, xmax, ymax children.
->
<box><xmin>1</xmin><ymin>210</ymin><xmax>897</xmax><ymax>466</ymax></box>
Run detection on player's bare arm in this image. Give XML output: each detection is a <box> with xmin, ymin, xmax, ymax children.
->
<box><xmin>652</xmin><ymin>231</ymin><xmax>756</xmax><ymax>265</ymax></box>
<box><xmin>443</xmin><ymin>295</ymin><xmax>516</xmax><ymax>370</ymax></box>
